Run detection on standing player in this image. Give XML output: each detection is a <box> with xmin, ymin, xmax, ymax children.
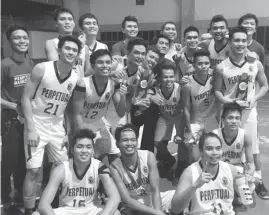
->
<box><xmin>214</xmin><ymin>26</ymin><xmax>269</xmax><ymax>199</ymax></box>
<box><xmin>38</xmin><ymin>129</ymin><xmax>121</xmax><ymax>215</ymax></box>
<box><xmin>110</xmin><ymin>124</ymin><xmax>174</xmax><ymax>215</ymax></box>
<box><xmin>21</xmin><ymin>36</ymin><xmax>81</xmax><ymax>215</ymax></box>
<box><xmin>112</xmin><ymin>16</ymin><xmax>139</xmax><ymax>56</ymax></box>
<box><xmin>171</xmin><ymin>133</ymin><xmax>239</xmax><ymax>215</ymax></box>
<box><xmin>1</xmin><ymin>25</ymin><xmax>34</xmax><ymax>212</ymax></box>
<box><xmin>147</xmin><ymin>63</ymin><xmax>182</xmax><ymax>175</ymax></box>
<box><xmin>71</xmin><ymin>49</ymin><xmax>127</xmax><ymax>162</ymax></box>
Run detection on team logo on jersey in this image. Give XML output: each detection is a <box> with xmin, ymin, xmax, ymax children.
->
<box><xmin>88</xmin><ymin>176</ymin><xmax>94</xmax><ymax>184</ymax></box>
<box><xmin>67</xmin><ymin>83</ymin><xmax>73</xmax><ymax>92</ymax></box>
<box><xmin>222</xmin><ymin>176</ymin><xmax>228</xmax><ymax>186</ymax></box>
<box><xmin>143</xmin><ymin>166</ymin><xmax>148</xmax><ymax>174</ymax></box>
<box><xmin>236</xmin><ymin>142</ymin><xmax>241</xmax><ymax>150</ymax></box>
<box><xmin>105</xmin><ymin>92</ymin><xmax>110</xmax><ymax>100</ymax></box>
<box><xmin>173</xmin><ymin>97</ymin><xmax>177</xmax><ymax>103</ymax></box>
<box><xmin>249</xmin><ymin>65</ymin><xmax>253</xmax><ymax>72</ymax></box>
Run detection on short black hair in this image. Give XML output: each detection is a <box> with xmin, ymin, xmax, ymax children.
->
<box><xmin>238</xmin><ymin>13</ymin><xmax>259</xmax><ymax>27</ymax></box>
<box><xmin>127</xmin><ymin>37</ymin><xmax>147</xmax><ymax>52</ymax></box>
<box><xmin>115</xmin><ymin>124</ymin><xmax>139</xmax><ymax>143</ymax></box>
<box><xmin>90</xmin><ymin>49</ymin><xmax>112</xmax><ymax>65</ymax></box>
<box><xmin>229</xmin><ymin>26</ymin><xmax>248</xmax><ymax>40</ymax></box>
<box><xmin>72</xmin><ymin>129</ymin><xmax>96</xmax><ymax>148</ymax></box>
<box><xmin>210</xmin><ymin>15</ymin><xmax>228</xmax><ymax>29</ymax></box>
<box><xmin>78</xmin><ymin>13</ymin><xmax>98</xmax><ymax>29</ymax></box>
<box><xmin>147</xmin><ymin>45</ymin><xmax>160</xmax><ymax>56</ymax></box>
<box><xmin>122</xmin><ymin>15</ymin><xmax>138</xmax><ymax>28</ymax></box>
<box><xmin>58</xmin><ymin>35</ymin><xmax>82</xmax><ymax>54</ymax></box>
<box><xmin>221</xmin><ymin>102</ymin><xmax>242</xmax><ymax>119</ymax></box>
<box><xmin>54</xmin><ymin>7</ymin><xmax>74</xmax><ymax>21</ymax></box>
<box><xmin>151</xmin><ymin>34</ymin><xmax>171</xmax><ymax>46</ymax></box>
<box><xmin>6</xmin><ymin>24</ymin><xmax>28</xmax><ymax>41</ymax></box>
<box><xmin>184</xmin><ymin>26</ymin><xmax>199</xmax><ymax>37</ymax></box>
<box><xmin>193</xmin><ymin>49</ymin><xmax>210</xmax><ymax>63</ymax></box>
<box><xmin>160</xmin><ymin>63</ymin><xmax>177</xmax><ymax>77</ymax></box>
<box><xmin>198</xmin><ymin>132</ymin><xmax>222</xmax><ymax>151</ymax></box>
<box><xmin>161</xmin><ymin>21</ymin><xmax>176</xmax><ymax>31</ymax></box>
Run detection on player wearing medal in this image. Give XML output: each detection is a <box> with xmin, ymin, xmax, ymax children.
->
<box><xmin>214</xmin><ymin>26</ymin><xmax>269</xmax><ymax>199</ymax></box>
<box><xmin>109</xmin><ymin>124</ymin><xmax>174</xmax><ymax>215</ymax></box>
<box><xmin>21</xmin><ymin>36</ymin><xmax>81</xmax><ymax>215</ymax></box>
<box><xmin>71</xmin><ymin>49</ymin><xmax>127</xmax><ymax>162</ymax></box>
<box><xmin>171</xmin><ymin>133</ymin><xmax>239</xmax><ymax>215</ymax></box>
<box><xmin>38</xmin><ymin>129</ymin><xmax>121</xmax><ymax>215</ymax></box>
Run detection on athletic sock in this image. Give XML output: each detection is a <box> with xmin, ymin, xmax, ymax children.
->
<box><xmin>23</xmin><ymin>196</ymin><xmax>36</xmax><ymax>210</ymax></box>
<box><xmin>255</xmin><ymin>170</ymin><xmax>262</xmax><ymax>179</ymax></box>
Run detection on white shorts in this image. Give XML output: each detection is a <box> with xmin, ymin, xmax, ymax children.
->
<box><xmin>53</xmin><ymin>205</ymin><xmax>104</xmax><ymax>215</ymax></box>
<box><xmin>154</xmin><ymin>116</ymin><xmax>182</xmax><ymax>142</ymax></box>
<box><xmin>241</xmin><ymin>108</ymin><xmax>259</xmax><ymax>154</ymax></box>
<box><xmin>24</xmin><ymin>117</ymin><xmax>68</xmax><ymax>169</ymax></box>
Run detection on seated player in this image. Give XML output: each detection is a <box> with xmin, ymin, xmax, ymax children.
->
<box><xmin>71</xmin><ymin>49</ymin><xmax>128</xmax><ymax>162</ymax></box>
<box><xmin>213</xmin><ymin>103</ymin><xmax>256</xmax><ymax>191</ymax></box>
<box><xmin>147</xmin><ymin>63</ymin><xmax>183</xmax><ymax>176</ymax></box>
<box><xmin>37</xmin><ymin>129</ymin><xmax>121</xmax><ymax>215</ymax></box>
<box><xmin>171</xmin><ymin>133</ymin><xmax>240</xmax><ymax>215</ymax></box>
<box><xmin>109</xmin><ymin>124</ymin><xmax>174</xmax><ymax>215</ymax></box>
<box><xmin>181</xmin><ymin>49</ymin><xmax>218</xmax><ymax>164</ymax></box>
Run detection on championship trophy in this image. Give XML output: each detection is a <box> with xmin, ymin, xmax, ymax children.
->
<box><xmin>235</xmin><ymin>72</ymin><xmax>249</xmax><ymax>108</ymax></box>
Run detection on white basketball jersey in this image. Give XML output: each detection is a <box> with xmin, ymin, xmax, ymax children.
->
<box><xmin>189</xmin><ymin>161</ymin><xmax>235</xmax><ymax>215</ymax></box>
<box><xmin>32</xmin><ymin>61</ymin><xmax>77</xmax><ymax>123</ymax></box>
<box><xmin>52</xmin><ymin>38</ymin><xmax>59</xmax><ymax>49</ymax></box>
<box><xmin>220</xmin><ymin>58</ymin><xmax>258</xmax><ymax>105</ymax></box>
<box><xmin>178</xmin><ymin>52</ymin><xmax>194</xmax><ymax>76</ymax></box>
<box><xmin>155</xmin><ymin>83</ymin><xmax>182</xmax><ymax>119</ymax></box>
<box><xmin>189</xmin><ymin>73</ymin><xmax>216</xmax><ymax>122</ymax></box>
<box><xmin>81</xmin><ymin>76</ymin><xmax>115</xmax><ymax>129</ymax></box>
<box><xmin>88</xmin><ymin>41</ymin><xmax>108</xmax><ymax>57</ymax></box>
<box><xmin>213</xmin><ymin>128</ymin><xmax>245</xmax><ymax>165</ymax></box>
<box><xmin>208</xmin><ymin>40</ymin><xmax>229</xmax><ymax>68</ymax></box>
<box><xmin>121</xmin><ymin>150</ymin><xmax>152</xmax><ymax>206</ymax></box>
<box><xmin>75</xmin><ymin>46</ymin><xmax>86</xmax><ymax>79</ymax></box>
<box><xmin>59</xmin><ymin>158</ymin><xmax>101</xmax><ymax>207</ymax></box>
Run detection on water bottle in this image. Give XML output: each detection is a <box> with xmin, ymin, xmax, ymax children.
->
<box><xmin>235</xmin><ymin>176</ymin><xmax>253</xmax><ymax>205</ymax></box>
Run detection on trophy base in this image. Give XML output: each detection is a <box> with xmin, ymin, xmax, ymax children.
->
<box><xmin>236</xmin><ymin>100</ymin><xmax>250</xmax><ymax>108</ymax></box>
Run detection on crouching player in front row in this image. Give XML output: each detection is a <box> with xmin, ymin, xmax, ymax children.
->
<box><xmin>110</xmin><ymin>124</ymin><xmax>175</xmax><ymax>215</ymax></box>
<box><xmin>171</xmin><ymin>133</ymin><xmax>241</xmax><ymax>215</ymax></box>
<box><xmin>37</xmin><ymin>129</ymin><xmax>121</xmax><ymax>215</ymax></box>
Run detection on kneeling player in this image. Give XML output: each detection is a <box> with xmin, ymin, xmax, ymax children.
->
<box><xmin>171</xmin><ymin>133</ymin><xmax>239</xmax><ymax>215</ymax></box>
<box><xmin>38</xmin><ymin>129</ymin><xmax>120</xmax><ymax>215</ymax></box>
<box><xmin>110</xmin><ymin>124</ymin><xmax>174</xmax><ymax>215</ymax></box>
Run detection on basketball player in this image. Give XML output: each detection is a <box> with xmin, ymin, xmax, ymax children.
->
<box><xmin>21</xmin><ymin>36</ymin><xmax>81</xmax><ymax>215</ymax></box>
<box><xmin>213</xmin><ymin>103</ymin><xmax>256</xmax><ymax>191</ymax></box>
<box><xmin>171</xmin><ymin>133</ymin><xmax>239</xmax><ymax>215</ymax></box>
<box><xmin>38</xmin><ymin>129</ymin><xmax>121</xmax><ymax>215</ymax></box>
<box><xmin>45</xmin><ymin>8</ymin><xmax>75</xmax><ymax>61</ymax></box>
<box><xmin>1</xmin><ymin>25</ymin><xmax>34</xmax><ymax>212</ymax></box>
<box><xmin>214</xmin><ymin>26</ymin><xmax>269</xmax><ymax>199</ymax></box>
<box><xmin>112</xmin><ymin>16</ymin><xmax>139</xmax><ymax>56</ymax></box>
<box><xmin>110</xmin><ymin>124</ymin><xmax>174</xmax><ymax>215</ymax></box>
<box><xmin>147</xmin><ymin>63</ymin><xmax>182</xmax><ymax>174</ymax></box>
<box><xmin>71</xmin><ymin>49</ymin><xmax>128</xmax><ymax>162</ymax></box>
<box><xmin>199</xmin><ymin>15</ymin><xmax>230</xmax><ymax>69</ymax></box>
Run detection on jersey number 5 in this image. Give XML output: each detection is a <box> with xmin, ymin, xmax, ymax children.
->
<box><xmin>204</xmin><ymin>98</ymin><xmax>209</xmax><ymax>106</ymax></box>
<box><xmin>44</xmin><ymin>102</ymin><xmax>59</xmax><ymax>115</ymax></box>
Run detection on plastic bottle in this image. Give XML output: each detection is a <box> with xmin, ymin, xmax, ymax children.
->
<box><xmin>235</xmin><ymin>176</ymin><xmax>253</xmax><ymax>205</ymax></box>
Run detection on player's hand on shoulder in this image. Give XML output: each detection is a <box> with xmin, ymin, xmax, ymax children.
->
<box><xmin>111</xmin><ymin>65</ymin><xmax>127</xmax><ymax>81</ymax></box>
<box><xmin>246</xmin><ymin>50</ymin><xmax>258</xmax><ymax>63</ymax></box>
<box><xmin>150</xmin><ymin>93</ymin><xmax>164</xmax><ymax>106</ymax></box>
<box><xmin>134</xmin><ymin>98</ymin><xmax>150</xmax><ymax>109</ymax></box>
<box><xmin>194</xmin><ymin>161</ymin><xmax>212</xmax><ymax>188</ymax></box>
<box><xmin>27</xmin><ymin>130</ymin><xmax>40</xmax><ymax>147</ymax></box>
<box><xmin>179</xmin><ymin>75</ymin><xmax>190</xmax><ymax>85</ymax></box>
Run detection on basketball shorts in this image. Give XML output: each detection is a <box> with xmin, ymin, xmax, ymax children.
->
<box><xmin>241</xmin><ymin>108</ymin><xmax>259</xmax><ymax>154</ymax></box>
<box><xmin>154</xmin><ymin>116</ymin><xmax>182</xmax><ymax>142</ymax></box>
<box><xmin>24</xmin><ymin>116</ymin><xmax>68</xmax><ymax>169</ymax></box>
<box><xmin>50</xmin><ymin>204</ymin><xmax>104</xmax><ymax>215</ymax></box>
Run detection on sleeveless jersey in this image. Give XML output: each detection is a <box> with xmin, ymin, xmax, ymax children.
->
<box><xmin>189</xmin><ymin>161</ymin><xmax>235</xmax><ymax>215</ymax></box>
<box><xmin>32</xmin><ymin>61</ymin><xmax>77</xmax><ymax>123</ymax></box>
<box><xmin>189</xmin><ymin>72</ymin><xmax>216</xmax><ymax>122</ymax></box>
<box><xmin>52</xmin><ymin>38</ymin><xmax>59</xmax><ymax>49</ymax></box>
<box><xmin>213</xmin><ymin>128</ymin><xmax>245</xmax><ymax>165</ymax></box>
<box><xmin>59</xmin><ymin>158</ymin><xmax>101</xmax><ymax>207</ymax></box>
<box><xmin>81</xmin><ymin>76</ymin><xmax>115</xmax><ymax>126</ymax></box>
<box><xmin>75</xmin><ymin>46</ymin><xmax>86</xmax><ymax>79</ymax></box>
<box><xmin>121</xmin><ymin>150</ymin><xmax>152</xmax><ymax>206</ymax></box>
<box><xmin>178</xmin><ymin>52</ymin><xmax>194</xmax><ymax>76</ymax></box>
<box><xmin>208</xmin><ymin>40</ymin><xmax>229</xmax><ymax>69</ymax></box>
<box><xmin>155</xmin><ymin>83</ymin><xmax>182</xmax><ymax>119</ymax></box>
<box><xmin>220</xmin><ymin>58</ymin><xmax>258</xmax><ymax>106</ymax></box>
<box><xmin>88</xmin><ymin>41</ymin><xmax>108</xmax><ymax>57</ymax></box>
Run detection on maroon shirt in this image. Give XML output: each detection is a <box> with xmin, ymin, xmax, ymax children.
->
<box><xmin>1</xmin><ymin>57</ymin><xmax>34</xmax><ymax>107</ymax></box>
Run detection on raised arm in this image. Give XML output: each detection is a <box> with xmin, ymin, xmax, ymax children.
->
<box><xmin>182</xmin><ymin>83</ymin><xmax>192</xmax><ymax>135</ymax></box>
<box><xmin>98</xmin><ymin>163</ymin><xmax>121</xmax><ymax>215</ymax></box>
<box><xmin>112</xmin><ymin>82</ymin><xmax>128</xmax><ymax>117</ymax></box>
<box><xmin>45</xmin><ymin>39</ymin><xmax>59</xmax><ymax>61</ymax></box>
<box><xmin>38</xmin><ymin>164</ymin><xmax>65</xmax><ymax>215</ymax></box>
